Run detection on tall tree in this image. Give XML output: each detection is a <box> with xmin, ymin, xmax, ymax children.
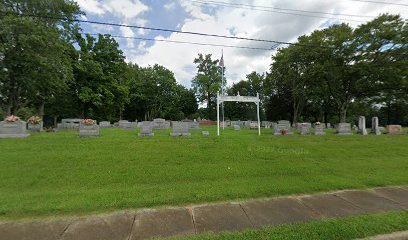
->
<box><xmin>0</xmin><ymin>0</ymin><xmax>81</xmax><ymax>117</ymax></box>
<box><xmin>191</xmin><ymin>53</ymin><xmax>222</xmax><ymax>120</ymax></box>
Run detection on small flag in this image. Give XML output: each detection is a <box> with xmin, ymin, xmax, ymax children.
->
<box><xmin>219</xmin><ymin>51</ymin><xmax>224</xmax><ymax>67</ymax></box>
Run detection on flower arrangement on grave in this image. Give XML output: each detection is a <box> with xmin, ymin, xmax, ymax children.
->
<box><xmin>27</xmin><ymin>116</ymin><xmax>42</xmax><ymax>124</ymax></box>
<box><xmin>81</xmin><ymin>119</ymin><xmax>96</xmax><ymax>125</ymax></box>
<box><xmin>5</xmin><ymin>115</ymin><xmax>20</xmax><ymax>122</ymax></box>
<box><xmin>315</xmin><ymin>121</ymin><xmax>321</xmax><ymax>125</ymax></box>
<box><xmin>281</xmin><ymin>128</ymin><xmax>287</xmax><ymax>135</ymax></box>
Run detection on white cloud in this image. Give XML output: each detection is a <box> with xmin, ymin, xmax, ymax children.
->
<box><xmin>76</xmin><ymin>0</ymin><xmax>106</xmax><ymax>15</ymax></box>
<box><xmin>120</xmin><ymin>25</ymin><xmax>136</xmax><ymax>48</ymax></box>
<box><xmin>164</xmin><ymin>1</ymin><xmax>177</xmax><ymax>11</ymax></box>
<box><xmin>120</xmin><ymin>0</ymin><xmax>408</xmax><ymax>88</ymax></box>
<box><xmin>102</xmin><ymin>0</ymin><xmax>149</xmax><ymax>19</ymax></box>
<box><xmin>75</xmin><ymin>0</ymin><xmax>149</xmax><ymax>19</ymax></box>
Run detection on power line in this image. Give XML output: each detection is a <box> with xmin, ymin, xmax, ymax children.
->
<box><xmin>190</xmin><ymin>0</ymin><xmax>376</xmax><ymax>21</ymax></box>
<box><xmin>348</xmin><ymin>0</ymin><xmax>408</xmax><ymax>7</ymax></box>
<box><xmin>87</xmin><ymin>33</ymin><xmax>275</xmax><ymax>51</ymax></box>
<box><xmin>1</xmin><ymin>11</ymin><xmax>329</xmax><ymax>49</ymax></box>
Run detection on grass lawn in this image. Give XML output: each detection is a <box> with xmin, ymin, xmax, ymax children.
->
<box><xmin>173</xmin><ymin>210</ymin><xmax>408</xmax><ymax>240</ymax></box>
<box><xmin>0</xmin><ymin>126</ymin><xmax>408</xmax><ymax>220</ymax></box>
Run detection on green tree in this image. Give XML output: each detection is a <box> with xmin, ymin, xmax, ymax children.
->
<box><xmin>0</xmin><ymin>0</ymin><xmax>81</xmax><ymax>117</ymax></box>
<box><xmin>191</xmin><ymin>53</ymin><xmax>222</xmax><ymax>120</ymax></box>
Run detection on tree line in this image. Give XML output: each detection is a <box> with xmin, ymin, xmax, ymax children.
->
<box><xmin>194</xmin><ymin>14</ymin><xmax>407</xmax><ymax>126</ymax></box>
<box><xmin>1</xmin><ymin>1</ymin><xmax>407</xmax><ymax>126</ymax></box>
<box><xmin>0</xmin><ymin>0</ymin><xmax>198</xmax><ymax>126</ymax></box>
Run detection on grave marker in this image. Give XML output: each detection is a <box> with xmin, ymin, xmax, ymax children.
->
<box><xmin>387</xmin><ymin>125</ymin><xmax>403</xmax><ymax>135</ymax></box>
<box><xmin>99</xmin><ymin>121</ymin><xmax>112</xmax><ymax>128</ymax></box>
<box><xmin>170</xmin><ymin>121</ymin><xmax>191</xmax><ymax>136</ymax></box>
<box><xmin>299</xmin><ymin>123</ymin><xmax>311</xmax><ymax>135</ymax></box>
<box><xmin>79</xmin><ymin>120</ymin><xmax>99</xmax><ymax>138</ymax></box>
<box><xmin>0</xmin><ymin>117</ymin><xmax>30</xmax><ymax>138</ymax></box>
<box><xmin>314</xmin><ymin>124</ymin><xmax>326</xmax><ymax>135</ymax></box>
<box><xmin>273</xmin><ymin>120</ymin><xmax>293</xmax><ymax>135</ymax></box>
<box><xmin>371</xmin><ymin>117</ymin><xmax>381</xmax><ymax>135</ymax></box>
<box><xmin>138</xmin><ymin>122</ymin><xmax>154</xmax><ymax>136</ymax></box>
<box><xmin>358</xmin><ymin>116</ymin><xmax>368</xmax><ymax>135</ymax></box>
<box><xmin>336</xmin><ymin>123</ymin><xmax>352</xmax><ymax>135</ymax></box>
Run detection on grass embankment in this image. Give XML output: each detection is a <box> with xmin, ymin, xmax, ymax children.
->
<box><xmin>0</xmin><ymin>127</ymin><xmax>407</xmax><ymax>220</ymax></box>
<box><xmin>173</xmin><ymin>211</ymin><xmax>408</xmax><ymax>240</ymax></box>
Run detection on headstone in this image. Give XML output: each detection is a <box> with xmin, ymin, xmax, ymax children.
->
<box><xmin>138</xmin><ymin>121</ymin><xmax>154</xmax><ymax>136</ymax></box>
<box><xmin>314</xmin><ymin>124</ymin><xmax>326</xmax><ymax>135</ymax></box>
<box><xmin>99</xmin><ymin>121</ymin><xmax>112</xmax><ymax>128</ymax></box>
<box><xmin>371</xmin><ymin>117</ymin><xmax>381</xmax><ymax>135</ymax></box>
<box><xmin>0</xmin><ymin>120</ymin><xmax>30</xmax><ymax>138</ymax></box>
<box><xmin>189</xmin><ymin>122</ymin><xmax>201</xmax><ymax>130</ymax></box>
<box><xmin>271</xmin><ymin>122</ymin><xmax>277</xmax><ymax>130</ymax></box>
<box><xmin>299</xmin><ymin>123</ymin><xmax>311</xmax><ymax>135</ymax></box>
<box><xmin>26</xmin><ymin>116</ymin><xmax>43</xmax><ymax>132</ymax></box>
<box><xmin>202</xmin><ymin>131</ymin><xmax>209</xmax><ymax>136</ymax></box>
<box><xmin>59</xmin><ymin>118</ymin><xmax>82</xmax><ymax>130</ymax></box>
<box><xmin>386</xmin><ymin>125</ymin><xmax>403</xmax><ymax>135</ymax></box>
<box><xmin>170</xmin><ymin>121</ymin><xmax>191</xmax><ymax>136</ymax></box>
<box><xmin>326</xmin><ymin>123</ymin><xmax>331</xmax><ymax>129</ymax></box>
<box><xmin>273</xmin><ymin>120</ymin><xmax>293</xmax><ymax>135</ymax></box>
<box><xmin>336</xmin><ymin>123</ymin><xmax>352</xmax><ymax>135</ymax></box>
<box><xmin>358</xmin><ymin>116</ymin><xmax>368</xmax><ymax>135</ymax></box>
<box><xmin>120</xmin><ymin>121</ymin><xmax>137</xmax><ymax>130</ymax></box>
<box><xmin>27</xmin><ymin>122</ymin><xmax>43</xmax><ymax>132</ymax></box>
<box><xmin>79</xmin><ymin>123</ymin><xmax>99</xmax><ymax>138</ymax></box>
<box><xmin>249</xmin><ymin>121</ymin><xmax>259</xmax><ymax>129</ymax></box>
<box><xmin>262</xmin><ymin>121</ymin><xmax>272</xmax><ymax>129</ymax></box>
<box><xmin>233</xmin><ymin>125</ymin><xmax>241</xmax><ymax>131</ymax></box>
<box><xmin>153</xmin><ymin>118</ymin><xmax>170</xmax><ymax>129</ymax></box>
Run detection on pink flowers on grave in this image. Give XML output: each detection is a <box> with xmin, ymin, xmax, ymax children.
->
<box><xmin>5</xmin><ymin>115</ymin><xmax>20</xmax><ymax>122</ymax></box>
<box><xmin>81</xmin><ymin>119</ymin><xmax>96</xmax><ymax>125</ymax></box>
<box><xmin>27</xmin><ymin>116</ymin><xmax>42</xmax><ymax>124</ymax></box>
<box><xmin>281</xmin><ymin>129</ymin><xmax>287</xmax><ymax>135</ymax></box>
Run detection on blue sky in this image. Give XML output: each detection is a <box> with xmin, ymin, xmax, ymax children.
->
<box><xmin>75</xmin><ymin>0</ymin><xmax>407</xmax><ymax>88</ymax></box>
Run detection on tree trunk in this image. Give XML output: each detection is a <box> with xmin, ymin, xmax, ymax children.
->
<box><xmin>54</xmin><ymin>115</ymin><xmax>58</xmax><ymax>127</ymax></box>
<box><xmin>339</xmin><ymin>104</ymin><xmax>348</xmax><ymax>123</ymax></box>
<box><xmin>38</xmin><ymin>102</ymin><xmax>45</xmax><ymax>117</ymax></box>
<box><xmin>324</xmin><ymin>111</ymin><xmax>328</xmax><ymax>127</ymax></box>
<box><xmin>207</xmin><ymin>92</ymin><xmax>211</xmax><ymax>120</ymax></box>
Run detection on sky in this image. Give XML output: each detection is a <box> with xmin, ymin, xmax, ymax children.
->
<box><xmin>74</xmin><ymin>0</ymin><xmax>408</xmax><ymax>88</ymax></box>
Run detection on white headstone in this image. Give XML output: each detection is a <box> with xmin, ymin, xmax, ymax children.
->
<box><xmin>358</xmin><ymin>116</ymin><xmax>368</xmax><ymax>135</ymax></box>
<box><xmin>371</xmin><ymin>117</ymin><xmax>381</xmax><ymax>135</ymax></box>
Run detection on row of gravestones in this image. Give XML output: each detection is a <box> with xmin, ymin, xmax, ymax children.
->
<box><xmin>227</xmin><ymin>120</ymin><xmax>332</xmax><ymax>130</ymax></box>
<box><xmin>79</xmin><ymin>121</ymin><xmax>203</xmax><ymax>138</ymax></box>
<box><xmin>77</xmin><ymin>118</ymin><xmax>202</xmax><ymax>138</ymax></box>
<box><xmin>231</xmin><ymin>118</ymin><xmax>404</xmax><ymax>136</ymax></box>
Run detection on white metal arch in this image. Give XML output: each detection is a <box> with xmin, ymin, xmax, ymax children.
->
<box><xmin>217</xmin><ymin>92</ymin><xmax>261</xmax><ymax>136</ymax></box>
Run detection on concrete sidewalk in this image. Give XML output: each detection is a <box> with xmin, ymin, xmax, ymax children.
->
<box><xmin>1</xmin><ymin>186</ymin><xmax>407</xmax><ymax>240</ymax></box>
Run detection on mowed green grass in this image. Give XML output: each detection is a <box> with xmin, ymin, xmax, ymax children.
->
<box><xmin>173</xmin><ymin>211</ymin><xmax>408</xmax><ymax>240</ymax></box>
<box><xmin>0</xmin><ymin>126</ymin><xmax>408</xmax><ymax>220</ymax></box>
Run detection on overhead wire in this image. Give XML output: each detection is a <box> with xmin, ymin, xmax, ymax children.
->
<box><xmin>189</xmin><ymin>0</ymin><xmax>374</xmax><ymax>23</ymax></box>
<box><xmin>87</xmin><ymin>33</ymin><xmax>275</xmax><ymax>51</ymax></box>
<box><xmin>0</xmin><ymin>11</ymin><xmax>331</xmax><ymax>49</ymax></box>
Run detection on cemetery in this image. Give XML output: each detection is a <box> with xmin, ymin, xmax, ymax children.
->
<box><xmin>1</xmin><ymin>1</ymin><xmax>408</xmax><ymax>238</ymax></box>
